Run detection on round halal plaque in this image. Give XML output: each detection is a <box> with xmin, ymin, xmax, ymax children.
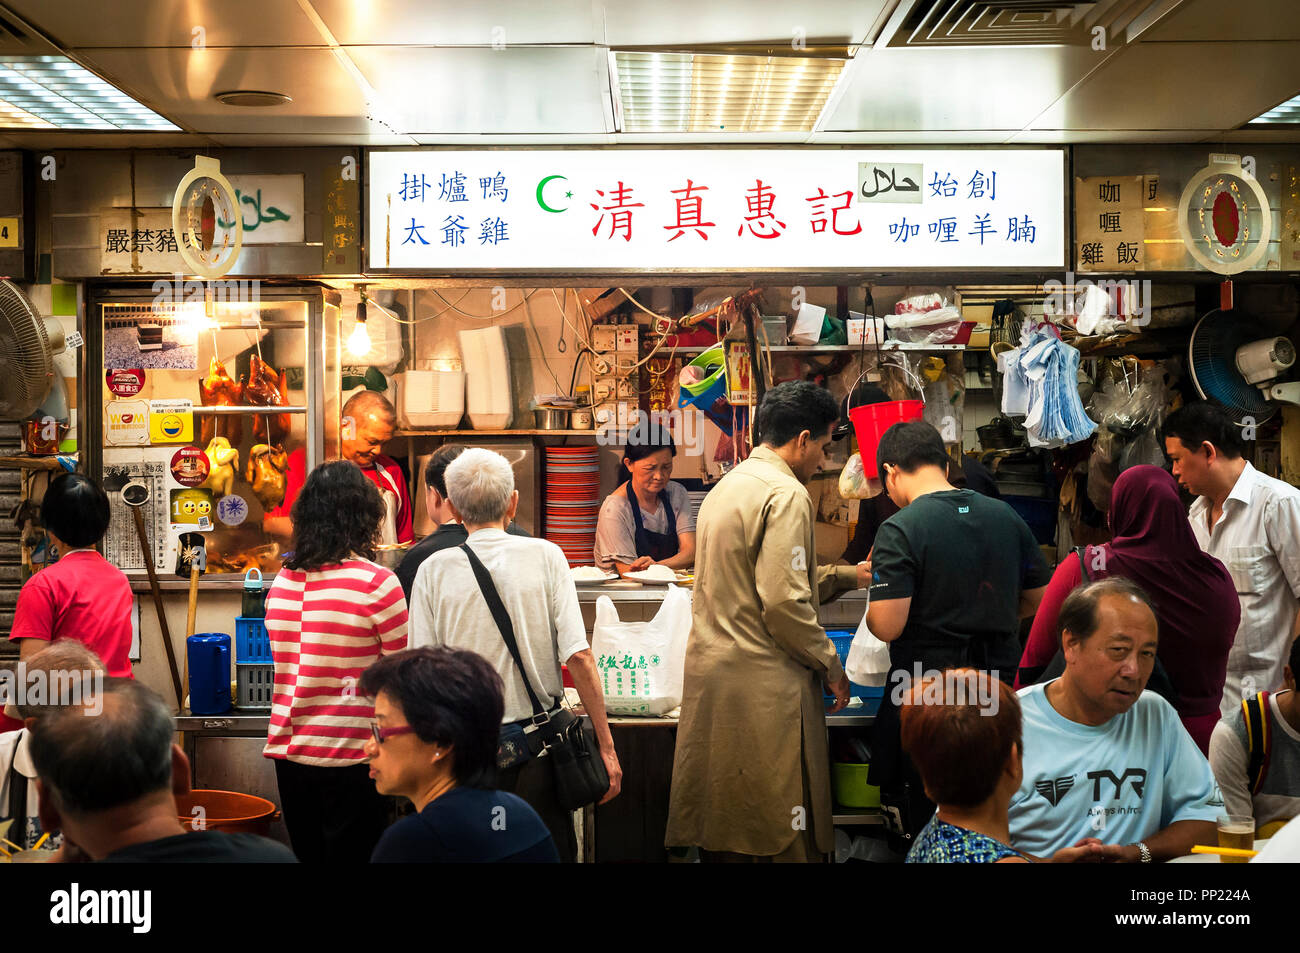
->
<box><xmin>1177</xmin><ymin>155</ymin><xmax>1272</xmax><ymax>276</ymax></box>
<box><xmin>171</xmin><ymin>155</ymin><xmax>243</xmax><ymax>279</ymax></box>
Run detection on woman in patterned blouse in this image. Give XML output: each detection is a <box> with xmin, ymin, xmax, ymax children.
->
<box><xmin>901</xmin><ymin>669</ymin><xmax>1110</xmax><ymax>863</ymax></box>
<box><xmin>901</xmin><ymin>669</ymin><xmax>1029</xmax><ymax>863</ymax></box>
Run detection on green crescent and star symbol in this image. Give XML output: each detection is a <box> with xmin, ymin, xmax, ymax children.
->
<box><xmin>536</xmin><ymin>174</ymin><xmax>573</xmax><ymax>214</ymax></box>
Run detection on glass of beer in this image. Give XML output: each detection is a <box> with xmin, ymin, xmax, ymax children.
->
<box><xmin>1216</xmin><ymin>814</ymin><xmax>1255</xmax><ymax>863</ymax></box>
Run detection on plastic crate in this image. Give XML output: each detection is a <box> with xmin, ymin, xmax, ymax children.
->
<box><xmin>235</xmin><ymin>617</ymin><xmax>271</xmax><ymax>664</ymax></box>
<box><xmin>824</xmin><ymin>630</ymin><xmax>885</xmax><ymax>713</ymax></box>
<box><xmin>236</xmin><ymin>664</ymin><xmax>274</xmax><ymax>710</ymax></box>
<box><xmin>1003</xmin><ymin>494</ymin><xmax>1057</xmax><ymax>545</ymax></box>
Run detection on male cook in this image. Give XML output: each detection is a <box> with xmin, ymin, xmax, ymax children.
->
<box><xmin>264</xmin><ymin>390</ymin><xmax>413</xmax><ymax>546</ymax></box>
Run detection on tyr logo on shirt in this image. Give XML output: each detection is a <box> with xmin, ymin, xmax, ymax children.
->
<box><xmin>1034</xmin><ymin>776</ymin><xmax>1075</xmax><ymax>806</ymax></box>
<box><xmin>1087</xmin><ymin>768</ymin><xmax>1147</xmax><ymax>800</ymax></box>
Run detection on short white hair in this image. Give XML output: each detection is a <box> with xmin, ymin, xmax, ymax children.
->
<box><xmin>444</xmin><ymin>448</ymin><xmax>515</xmax><ymax>524</ymax></box>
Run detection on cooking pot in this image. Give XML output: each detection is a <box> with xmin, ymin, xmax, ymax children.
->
<box><xmin>533</xmin><ymin>407</ymin><xmax>569</xmax><ymax>430</ymax></box>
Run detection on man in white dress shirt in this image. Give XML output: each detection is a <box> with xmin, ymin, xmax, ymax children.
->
<box><xmin>1163</xmin><ymin>402</ymin><xmax>1300</xmax><ymax>717</ymax></box>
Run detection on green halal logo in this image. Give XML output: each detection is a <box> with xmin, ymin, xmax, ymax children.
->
<box><xmin>536</xmin><ymin>175</ymin><xmax>571</xmax><ymax>213</ymax></box>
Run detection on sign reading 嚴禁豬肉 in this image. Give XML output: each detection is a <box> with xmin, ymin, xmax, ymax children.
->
<box><xmin>366</xmin><ymin>149</ymin><xmax>1066</xmax><ymax>271</ymax></box>
<box><xmin>100</xmin><ymin>174</ymin><xmax>304</xmax><ymax>273</ymax></box>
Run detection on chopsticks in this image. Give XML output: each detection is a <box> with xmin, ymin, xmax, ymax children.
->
<box><xmin>1190</xmin><ymin>845</ymin><xmax>1258</xmax><ymax>859</ymax></box>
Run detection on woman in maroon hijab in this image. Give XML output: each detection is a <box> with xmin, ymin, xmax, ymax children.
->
<box><xmin>1016</xmin><ymin>464</ymin><xmax>1238</xmax><ymax>753</ymax></box>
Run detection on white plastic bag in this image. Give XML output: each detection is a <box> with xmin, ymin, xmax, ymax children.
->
<box><xmin>845</xmin><ymin>606</ymin><xmax>890</xmax><ymax>688</ymax></box>
<box><xmin>591</xmin><ymin>586</ymin><xmax>692</xmax><ymax>716</ymax></box>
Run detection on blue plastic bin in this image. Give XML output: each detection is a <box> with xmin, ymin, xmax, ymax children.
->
<box><xmin>824</xmin><ymin>629</ymin><xmax>885</xmax><ymax>714</ymax></box>
<box><xmin>235</xmin><ymin>616</ymin><xmax>271</xmax><ymax>664</ymax></box>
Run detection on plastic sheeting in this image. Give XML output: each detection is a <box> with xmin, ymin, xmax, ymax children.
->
<box><xmin>999</xmin><ymin>325</ymin><xmax>1096</xmax><ymax>448</ymax></box>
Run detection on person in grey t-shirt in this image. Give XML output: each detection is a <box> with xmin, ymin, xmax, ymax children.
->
<box><xmin>593</xmin><ymin>420</ymin><xmax>696</xmax><ymax>574</ymax></box>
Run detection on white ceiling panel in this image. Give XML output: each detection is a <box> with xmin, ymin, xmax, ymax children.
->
<box><xmin>212</xmin><ymin>132</ymin><xmax>417</xmax><ymax>146</ymax></box>
<box><xmin>813</xmin><ymin>130</ymin><xmax>1019</xmax><ymax>143</ymax></box>
<box><xmin>0</xmin><ymin>0</ymin><xmax>323</xmax><ymax>48</ymax></box>
<box><xmin>0</xmin><ymin>130</ymin><xmax>215</xmax><ymax>148</ymax></box>
<box><xmin>1006</xmin><ymin>129</ymin><xmax>1210</xmax><ymax>143</ymax></box>
<box><xmin>823</xmin><ymin>45</ymin><xmax>1102</xmax><ymax>132</ymax></box>
<box><xmin>1141</xmin><ymin>0</ymin><xmax>1300</xmax><ymax>42</ymax></box>
<box><xmin>75</xmin><ymin>47</ymin><xmax>376</xmax><ymax>133</ymax></box>
<box><xmin>348</xmin><ymin>46</ymin><xmax>610</xmax><ymax>134</ymax></box>
<box><xmin>602</xmin><ymin>0</ymin><xmax>888</xmax><ymax>46</ymax></box>
<box><xmin>1029</xmin><ymin>41</ymin><xmax>1300</xmax><ymax>131</ymax></box>
<box><xmin>313</xmin><ymin>0</ymin><xmax>599</xmax><ymax>45</ymax></box>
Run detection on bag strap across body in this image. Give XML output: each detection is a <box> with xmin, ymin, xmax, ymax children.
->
<box><xmin>458</xmin><ymin>543</ymin><xmax>556</xmax><ymax>728</ymax></box>
<box><xmin>1244</xmin><ymin>690</ymin><xmax>1273</xmax><ymax>796</ymax></box>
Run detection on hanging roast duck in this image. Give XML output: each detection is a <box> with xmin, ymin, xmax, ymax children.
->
<box><xmin>198</xmin><ymin>356</ymin><xmax>244</xmax><ymax>446</ymax></box>
<box><xmin>246</xmin><ymin>355</ymin><xmax>290</xmax><ymax>444</ymax></box>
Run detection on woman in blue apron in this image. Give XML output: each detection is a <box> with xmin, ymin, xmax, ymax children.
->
<box><xmin>593</xmin><ymin>421</ymin><xmax>696</xmax><ymax>575</ymax></box>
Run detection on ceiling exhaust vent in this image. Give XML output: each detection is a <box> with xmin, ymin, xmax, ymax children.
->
<box><xmin>884</xmin><ymin>0</ymin><xmax>1185</xmax><ymax>47</ymax></box>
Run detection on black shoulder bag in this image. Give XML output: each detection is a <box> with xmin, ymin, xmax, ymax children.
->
<box><xmin>459</xmin><ymin>544</ymin><xmax>610</xmax><ymax>811</ymax></box>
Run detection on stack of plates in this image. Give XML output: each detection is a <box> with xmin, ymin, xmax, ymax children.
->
<box><xmin>544</xmin><ymin>446</ymin><xmax>601</xmax><ymax>567</ymax></box>
<box><xmin>687</xmin><ymin>490</ymin><xmax>709</xmax><ymax>523</ymax></box>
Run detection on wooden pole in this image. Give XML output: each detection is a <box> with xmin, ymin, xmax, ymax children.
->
<box><xmin>129</xmin><ymin>507</ymin><xmax>184</xmax><ymax>707</ymax></box>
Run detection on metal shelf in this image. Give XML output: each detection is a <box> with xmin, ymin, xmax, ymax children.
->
<box><xmin>193</xmin><ymin>405</ymin><xmax>306</xmax><ymax>414</ymax></box>
<box><xmin>675</xmin><ymin>344</ymin><xmax>965</xmax><ymax>355</ymax></box>
<box><xmin>826</xmin><ymin>712</ymin><xmax>875</xmax><ymax>727</ymax></box>
<box><xmin>832</xmin><ymin>807</ymin><xmax>887</xmax><ymax>826</ymax></box>
<box><xmin>395</xmin><ymin>428</ymin><xmax>598</xmax><ymax>437</ymax></box>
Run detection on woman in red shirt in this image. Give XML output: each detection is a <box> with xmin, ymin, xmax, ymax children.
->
<box><xmin>1017</xmin><ymin>465</ymin><xmax>1238</xmax><ymax>753</ymax></box>
<box><xmin>8</xmin><ymin>473</ymin><xmax>133</xmax><ymax>674</ymax></box>
<box><xmin>263</xmin><ymin>461</ymin><xmax>409</xmax><ymax>863</ymax></box>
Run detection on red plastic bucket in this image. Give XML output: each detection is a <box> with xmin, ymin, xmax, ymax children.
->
<box><xmin>850</xmin><ymin>400</ymin><xmax>925</xmax><ymax>477</ymax></box>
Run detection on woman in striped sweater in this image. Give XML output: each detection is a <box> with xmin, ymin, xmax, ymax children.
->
<box><xmin>263</xmin><ymin>461</ymin><xmax>409</xmax><ymax>862</ymax></box>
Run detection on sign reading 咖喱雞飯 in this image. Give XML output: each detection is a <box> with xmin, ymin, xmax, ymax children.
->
<box><xmin>367</xmin><ymin>149</ymin><xmax>1066</xmax><ymax>271</ymax></box>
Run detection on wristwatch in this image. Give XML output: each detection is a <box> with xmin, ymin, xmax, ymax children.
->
<box><xmin>1134</xmin><ymin>841</ymin><xmax>1152</xmax><ymax>863</ymax></box>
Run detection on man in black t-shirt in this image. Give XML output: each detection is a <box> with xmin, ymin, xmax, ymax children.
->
<box><xmin>841</xmin><ymin>455</ymin><xmax>1001</xmax><ymax>565</ymax></box>
<box><xmin>864</xmin><ymin>422</ymin><xmax>1050</xmax><ymax>838</ymax></box>
<box><xmin>29</xmin><ymin>678</ymin><xmax>296</xmax><ymax>863</ymax></box>
<box><xmin>396</xmin><ymin>444</ymin><xmax>530</xmax><ymax>600</ymax></box>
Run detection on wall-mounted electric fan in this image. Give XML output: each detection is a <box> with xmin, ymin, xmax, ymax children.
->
<box><xmin>1188</xmin><ymin>308</ymin><xmax>1300</xmax><ymax>425</ymax></box>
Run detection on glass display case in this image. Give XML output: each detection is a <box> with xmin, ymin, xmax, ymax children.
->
<box><xmin>85</xmin><ymin>285</ymin><xmax>341</xmax><ymax>581</ymax></box>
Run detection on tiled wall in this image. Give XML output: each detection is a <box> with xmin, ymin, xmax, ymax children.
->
<box><xmin>963</xmin><ymin>390</ymin><xmax>1001</xmax><ymax>453</ymax></box>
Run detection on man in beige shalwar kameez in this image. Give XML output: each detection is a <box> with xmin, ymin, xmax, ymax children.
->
<box><xmin>666</xmin><ymin>382</ymin><xmax>864</xmax><ymax>862</ymax></box>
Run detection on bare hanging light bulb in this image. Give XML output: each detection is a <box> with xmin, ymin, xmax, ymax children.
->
<box><xmin>347</xmin><ymin>290</ymin><xmax>371</xmax><ymax>358</ymax></box>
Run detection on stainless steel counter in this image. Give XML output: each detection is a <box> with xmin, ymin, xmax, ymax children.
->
<box><xmin>175</xmin><ymin>712</ymin><xmax>270</xmax><ymax>733</ymax></box>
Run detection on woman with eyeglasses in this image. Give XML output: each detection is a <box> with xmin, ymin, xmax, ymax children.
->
<box><xmin>363</xmin><ymin>647</ymin><xmax>558</xmax><ymax>863</ymax></box>
<box><xmin>593</xmin><ymin>417</ymin><xmax>696</xmax><ymax>575</ymax></box>
<box><xmin>262</xmin><ymin>460</ymin><xmax>409</xmax><ymax>863</ymax></box>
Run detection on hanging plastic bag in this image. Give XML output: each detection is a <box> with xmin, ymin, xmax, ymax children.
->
<box><xmin>839</xmin><ymin>452</ymin><xmax>873</xmax><ymax>499</ymax></box>
<box><xmin>845</xmin><ymin>606</ymin><xmax>890</xmax><ymax>688</ymax></box>
<box><xmin>591</xmin><ymin>586</ymin><xmax>692</xmax><ymax>716</ymax></box>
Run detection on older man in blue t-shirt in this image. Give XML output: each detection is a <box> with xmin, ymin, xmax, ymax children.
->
<box><xmin>1009</xmin><ymin>578</ymin><xmax>1220</xmax><ymax>862</ymax></box>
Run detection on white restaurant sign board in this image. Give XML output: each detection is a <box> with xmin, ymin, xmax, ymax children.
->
<box><xmin>368</xmin><ymin>149</ymin><xmax>1065</xmax><ymax>271</ymax></box>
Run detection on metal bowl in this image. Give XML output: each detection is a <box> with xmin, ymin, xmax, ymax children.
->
<box><xmin>533</xmin><ymin>407</ymin><xmax>570</xmax><ymax>430</ymax></box>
